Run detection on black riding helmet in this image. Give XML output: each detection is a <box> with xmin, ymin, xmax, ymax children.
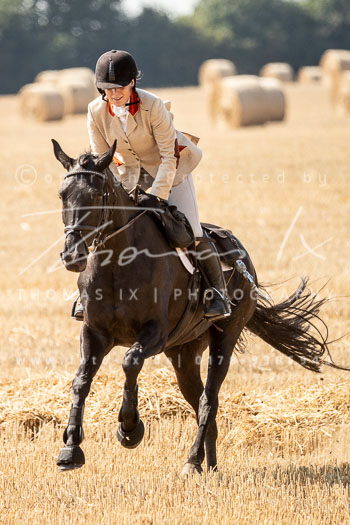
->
<box><xmin>95</xmin><ymin>50</ymin><xmax>139</xmax><ymax>91</ymax></box>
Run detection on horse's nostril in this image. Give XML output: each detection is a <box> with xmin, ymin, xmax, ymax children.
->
<box><xmin>61</xmin><ymin>251</ymin><xmax>72</xmax><ymax>263</ymax></box>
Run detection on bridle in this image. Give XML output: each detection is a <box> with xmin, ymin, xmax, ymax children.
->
<box><xmin>62</xmin><ymin>169</ymin><xmax>146</xmax><ymax>252</ymax></box>
<box><xmin>63</xmin><ymin>169</ymin><xmax>111</xmax><ymax>250</ymax></box>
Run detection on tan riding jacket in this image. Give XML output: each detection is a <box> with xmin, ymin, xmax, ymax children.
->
<box><xmin>87</xmin><ymin>88</ymin><xmax>202</xmax><ymax>200</ymax></box>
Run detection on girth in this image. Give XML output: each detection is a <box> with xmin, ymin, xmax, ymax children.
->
<box><xmin>165</xmin><ymin>270</ymin><xmax>202</xmax><ymax>349</ymax></box>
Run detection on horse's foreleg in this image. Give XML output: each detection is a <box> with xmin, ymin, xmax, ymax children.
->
<box><xmin>117</xmin><ymin>320</ymin><xmax>166</xmax><ymax>449</ymax></box>
<box><xmin>57</xmin><ymin>324</ymin><xmax>111</xmax><ymax>471</ymax></box>
<box><xmin>116</xmin><ymin>341</ymin><xmax>145</xmax><ymax>449</ymax></box>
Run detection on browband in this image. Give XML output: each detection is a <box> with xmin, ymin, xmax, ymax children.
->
<box><xmin>64</xmin><ymin>170</ymin><xmax>106</xmax><ymax>180</ymax></box>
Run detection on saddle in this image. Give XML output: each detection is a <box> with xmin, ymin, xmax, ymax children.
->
<box><xmin>134</xmin><ymin>187</ymin><xmax>245</xmax><ymax>261</ymax></box>
<box><xmin>133</xmin><ymin>189</ymin><xmax>251</xmax><ymax>348</ymax></box>
<box><xmin>165</xmin><ymin>223</ymin><xmax>246</xmax><ymax>348</ymax></box>
<box><xmin>201</xmin><ymin>223</ymin><xmax>246</xmax><ymax>266</ymax></box>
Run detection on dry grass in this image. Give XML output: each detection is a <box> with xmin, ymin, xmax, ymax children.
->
<box><xmin>1</xmin><ymin>368</ymin><xmax>350</xmax><ymax>457</ymax></box>
<box><xmin>1</xmin><ymin>83</ymin><xmax>350</xmax><ymax>524</ymax></box>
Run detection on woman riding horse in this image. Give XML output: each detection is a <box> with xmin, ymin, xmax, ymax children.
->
<box><xmin>52</xmin><ymin>52</ymin><xmax>350</xmax><ymax>474</ymax></box>
<box><xmin>74</xmin><ymin>49</ymin><xmax>231</xmax><ymax>321</ymax></box>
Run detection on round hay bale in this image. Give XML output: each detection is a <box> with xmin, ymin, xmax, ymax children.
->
<box><xmin>199</xmin><ymin>60</ymin><xmax>236</xmax><ymax>123</ymax></box>
<box><xmin>297</xmin><ymin>66</ymin><xmax>322</xmax><ymax>83</ymax></box>
<box><xmin>320</xmin><ymin>49</ymin><xmax>350</xmax><ymax>78</ymax></box>
<box><xmin>56</xmin><ymin>80</ymin><xmax>97</xmax><ymax>114</ymax></box>
<box><xmin>320</xmin><ymin>49</ymin><xmax>350</xmax><ymax>106</ymax></box>
<box><xmin>198</xmin><ymin>59</ymin><xmax>236</xmax><ymax>86</ymax></box>
<box><xmin>58</xmin><ymin>67</ymin><xmax>98</xmax><ymax>103</ymax></box>
<box><xmin>18</xmin><ymin>84</ymin><xmax>64</xmax><ymax>122</ymax></box>
<box><xmin>59</xmin><ymin>68</ymin><xmax>97</xmax><ymax>91</ymax></box>
<box><xmin>260</xmin><ymin>78</ymin><xmax>286</xmax><ymax>122</ymax></box>
<box><xmin>337</xmin><ymin>71</ymin><xmax>350</xmax><ymax>115</ymax></box>
<box><xmin>206</xmin><ymin>78</ymin><xmax>222</xmax><ymax>123</ymax></box>
<box><xmin>59</xmin><ymin>67</ymin><xmax>95</xmax><ymax>80</ymax></box>
<box><xmin>34</xmin><ymin>67</ymin><xmax>98</xmax><ymax>115</ymax></box>
<box><xmin>219</xmin><ymin>75</ymin><xmax>266</xmax><ymax>127</ymax></box>
<box><xmin>34</xmin><ymin>70</ymin><xmax>60</xmax><ymax>84</ymax></box>
<box><xmin>260</xmin><ymin>62</ymin><xmax>294</xmax><ymax>82</ymax></box>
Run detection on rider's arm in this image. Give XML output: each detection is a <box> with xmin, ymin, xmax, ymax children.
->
<box><xmin>149</xmin><ymin>97</ymin><xmax>177</xmax><ymax>201</ymax></box>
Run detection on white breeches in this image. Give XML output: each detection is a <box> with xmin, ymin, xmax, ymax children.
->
<box><xmin>168</xmin><ymin>174</ymin><xmax>203</xmax><ymax>239</ymax></box>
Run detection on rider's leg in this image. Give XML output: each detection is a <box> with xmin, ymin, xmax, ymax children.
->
<box><xmin>195</xmin><ymin>235</ymin><xmax>231</xmax><ymax>320</ymax></box>
<box><xmin>72</xmin><ymin>296</ymin><xmax>83</xmax><ymax>321</ymax></box>
<box><xmin>167</xmin><ymin>174</ymin><xmax>203</xmax><ymax>238</ymax></box>
<box><xmin>168</xmin><ymin>175</ymin><xmax>231</xmax><ymax>321</ymax></box>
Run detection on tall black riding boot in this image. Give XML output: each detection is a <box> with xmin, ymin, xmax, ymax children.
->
<box><xmin>71</xmin><ymin>297</ymin><xmax>84</xmax><ymax>321</ymax></box>
<box><xmin>196</xmin><ymin>238</ymin><xmax>232</xmax><ymax>321</ymax></box>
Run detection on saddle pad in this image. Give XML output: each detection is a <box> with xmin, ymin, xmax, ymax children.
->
<box><xmin>176</xmin><ymin>248</ymin><xmax>196</xmax><ymax>274</ymax></box>
<box><xmin>176</xmin><ymin>248</ymin><xmax>232</xmax><ymax>274</ymax></box>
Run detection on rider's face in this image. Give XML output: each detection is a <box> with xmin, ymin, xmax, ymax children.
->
<box><xmin>105</xmin><ymin>79</ymin><xmax>135</xmax><ymax>107</ymax></box>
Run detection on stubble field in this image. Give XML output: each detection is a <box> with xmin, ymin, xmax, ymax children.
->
<box><xmin>0</xmin><ymin>82</ymin><xmax>350</xmax><ymax>524</ymax></box>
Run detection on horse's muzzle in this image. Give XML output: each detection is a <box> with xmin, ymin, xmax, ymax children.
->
<box><xmin>61</xmin><ymin>251</ymin><xmax>88</xmax><ymax>273</ymax></box>
<box><xmin>61</xmin><ymin>233</ymin><xmax>88</xmax><ymax>272</ymax></box>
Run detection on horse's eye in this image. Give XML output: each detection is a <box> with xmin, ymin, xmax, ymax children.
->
<box><xmin>58</xmin><ymin>193</ymin><xmax>62</xmax><ymax>200</ymax></box>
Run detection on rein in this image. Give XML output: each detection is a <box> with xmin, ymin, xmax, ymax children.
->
<box><xmin>92</xmin><ymin>210</ymin><xmax>147</xmax><ymax>250</ymax></box>
<box><xmin>63</xmin><ymin>169</ymin><xmax>146</xmax><ymax>250</ymax></box>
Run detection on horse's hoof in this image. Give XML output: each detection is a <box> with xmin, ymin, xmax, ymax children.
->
<box><xmin>181</xmin><ymin>462</ymin><xmax>203</xmax><ymax>477</ymax></box>
<box><xmin>117</xmin><ymin>420</ymin><xmax>144</xmax><ymax>449</ymax></box>
<box><xmin>57</xmin><ymin>445</ymin><xmax>85</xmax><ymax>471</ymax></box>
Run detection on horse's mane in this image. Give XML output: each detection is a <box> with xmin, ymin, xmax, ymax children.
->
<box><xmin>78</xmin><ymin>151</ymin><xmax>98</xmax><ymax>169</ymax></box>
<box><xmin>75</xmin><ymin>150</ymin><xmax>133</xmax><ymax>202</ymax></box>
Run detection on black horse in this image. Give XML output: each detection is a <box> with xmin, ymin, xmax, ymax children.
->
<box><xmin>52</xmin><ymin>139</ymin><xmax>343</xmax><ymax>475</ymax></box>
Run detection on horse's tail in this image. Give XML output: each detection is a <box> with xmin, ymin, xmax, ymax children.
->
<box><xmin>246</xmin><ymin>278</ymin><xmax>349</xmax><ymax>373</ymax></box>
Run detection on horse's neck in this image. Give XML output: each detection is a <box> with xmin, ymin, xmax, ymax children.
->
<box><xmin>106</xmin><ymin>171</ymin><xmax>139</xmax><ymax>233</ymax></box>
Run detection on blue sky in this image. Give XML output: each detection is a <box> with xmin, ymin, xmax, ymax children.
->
<box><xmin>121</xmin><ymin>0</ymin><xmax>200</xmax><ymax>18</ymax></box>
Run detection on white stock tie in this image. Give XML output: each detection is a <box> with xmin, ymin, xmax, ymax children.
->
<box><xmin>112</xmin><ymin>104</ymin><xmax>129</xmax><ymax>133</ymax></box>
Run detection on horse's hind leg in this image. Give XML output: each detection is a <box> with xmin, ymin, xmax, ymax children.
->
<box><xmin>182</xmin><ymin>321</ymin><xmax>247</xmax><ymax>476</ymax></box>
<box><xmin>57</xmin><ymin>325</ymin><xmax>112</xmax><ymax>471</ymax></box>
<box><xmin>165</xmin><ymin>340</ymin><xmax>219</xmax><ymax>472</ymax></box>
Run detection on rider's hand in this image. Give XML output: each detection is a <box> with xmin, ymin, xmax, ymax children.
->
<box><xmin>137</xmin><ymin>193</ymin><xmax>167</xmax><ymax>209</ymax></box>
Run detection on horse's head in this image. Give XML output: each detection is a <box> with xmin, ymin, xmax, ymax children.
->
<box><xmin>52</xmin><ymin>138</ymin><xmax>116</xmax><ymax>272</ymax></box>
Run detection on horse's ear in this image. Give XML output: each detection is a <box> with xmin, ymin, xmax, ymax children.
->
<box><xmin>95</xmin><ymin>140</ymin><xmax>117</xmax><ymax>171</ymax></box>
<box><xmin>51</xmin><ymin>139</ymin><xmax>74</xmax><ymax>170</ymax></box>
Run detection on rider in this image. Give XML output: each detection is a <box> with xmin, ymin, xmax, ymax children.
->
<box><xmin>84</xmin><ymin>49</ymin><xmax>231</xmax><ymax>321</ymax></box>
